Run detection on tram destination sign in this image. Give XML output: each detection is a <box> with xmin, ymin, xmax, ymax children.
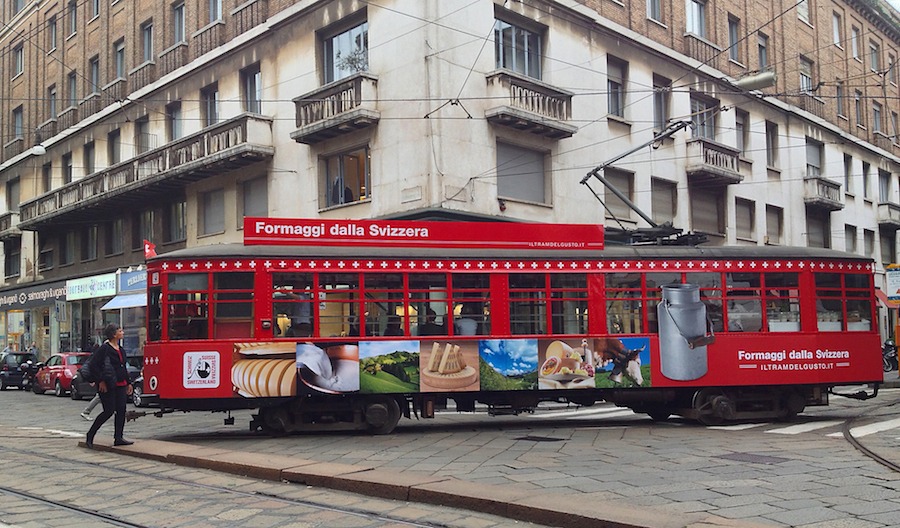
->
<box><xmin>244</xmin><ymin>218</ymin><xmax>604</xmax><ymax>250</ymax></box>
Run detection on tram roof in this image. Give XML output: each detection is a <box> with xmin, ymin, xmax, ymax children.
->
<box><xmin>153</xmin><ymin>243</ymin><xmax>871</xmax><ymax>264</ymax></box>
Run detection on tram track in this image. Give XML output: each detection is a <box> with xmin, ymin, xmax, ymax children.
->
<box><xmin>842</xmin><ymin>390</ymin><xmax>900</xmax><ymax>473</ymax></box>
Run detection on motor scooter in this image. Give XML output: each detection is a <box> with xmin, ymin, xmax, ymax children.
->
<box><xmin>883</xmin><ymin>340</ymin><xmax>898</xmax><ymax>372</ymax></box>
<box><xmin>19</xmin><ymin>360</ymin><xmax>39</xmax><ymax>391</ymax></box>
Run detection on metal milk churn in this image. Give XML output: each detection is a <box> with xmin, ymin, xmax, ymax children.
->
<box><xmin>657</xmin><ymin>283</ymin><xmax>713</xmax><ymax>381</ymax></box>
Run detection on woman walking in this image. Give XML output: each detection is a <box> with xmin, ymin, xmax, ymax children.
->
<box><xmin>85</xmin><ymin>324</ymin><xmax>134</xmax><ymax>447</ymax></box>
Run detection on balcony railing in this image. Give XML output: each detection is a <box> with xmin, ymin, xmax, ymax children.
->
<box><xmin>130</xmin><ymin>61</ymin><xmax>157</xmax><ymax>91</ymax></box>
<box><xmin>873</xmin><ymin>131</ymin><xmax>893</xmax><ymax>151</ymax></box>
<box><xmin>684</xmin><ymin>34</ymin><xmax>720</xmax><ymax>69</ymax></box>
<box><xmin>194</xmin><ymin>21</ymin><xmax>225</xmax><ymax>60</ymax></box>
<box><xmin>58</xmin><ymin>106</ymin><xmax>78</xmax><ymax>130</ymax></box>
<box><xmin>803</xmin><ymin>175</ymin><xmax>843</xmax><ymax>211</ymax></box>
<box><xmin>484</xmin><ymin>70</ymin><xmax>577</xmax><ymax>139</ymax></box>
<box><xmin>35</xmin><ymin>119</ymin><xmax>57</xmax><ymax>143</ymax></box>
<box><xmin>103</xmin><ymin>78</ymin><xmax>127</xmax><ymax>106</ymax></box>
<box><xmin>685</xmin><ymin>138</ymin><xmax>742</xmax><ymax>185</ymax></box>
<box><xmin>0</xmin><ymin>211</ymin><xmax>20</xmax><ymax>240</ymax></box>
<box><xmin>20</xmin><ymin>114</ymin><xmax>275</xmax><ymax>228</ymax></box>
<box><xmin>797</xmin><ymin>93</ymin><xmax>826</xmax><ymax>119</ymax></box>
<box><xmin>233</xmin><ymin>0</ymin><xmax>268</xmax><ymax>35</ymax></box>
<box><xmin>80</xmin><ymin>92</ymin><xmax>102</xmax><ymax>118</ymax></box>
<box><xmin>158</xmin><ymin>43</ymin><xmax>189</xmax><ymax>77</ymax></box>
<box><xmin>3</xmin><ymin>138</ymin><xmax>23</xmax><ymax>162</ymax></box>
<box><xmin>878</xmin><ymin>202</ymin><xmax>900</xmax><ymax>229</ymax></box>
<box><xmin>291</xmin><ymin>72</ymin><xmax>380</xmax><ymax>144</ymax></box>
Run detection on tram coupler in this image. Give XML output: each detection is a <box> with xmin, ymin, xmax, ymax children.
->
<box><xmin>831</xmin><ymin>384</ymin><xmax>879</xmax><ymax>401</ymax></box>
<box><xmin>224</xmin><ymin>411</ymin><xmax>235</xmax><ymax>425</ymax></box>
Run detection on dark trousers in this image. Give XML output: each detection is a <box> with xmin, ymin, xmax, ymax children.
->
<box><xmin>87</xmin><ymin>384</ymin><xmax>128</xmax><ymax>441</ymax></box>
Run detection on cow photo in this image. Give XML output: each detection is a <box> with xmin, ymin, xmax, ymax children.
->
<box><xmin>593</xmin><ymin>337</ymin><xmax>651</xmax><ymax>388</ymax></box>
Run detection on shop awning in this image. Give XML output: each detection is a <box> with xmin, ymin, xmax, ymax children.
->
<box><xmin>101</xmin><ymin>293</ymin><xmax>146</xmax><ymax>310</ymax></box>
<box><xmin>875</xmin><ymin>289</ymin><xmax>900</xmax><ymax>309</ymax></box>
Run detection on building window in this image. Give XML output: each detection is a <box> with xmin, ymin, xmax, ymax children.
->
<box><xmin>607</xmin><ymin>57</ymin><xmax>627</xmax><ymax>118</ymax></box>
<box><xmin>604</xmin><ymin>168</ymin><xmax>634</xmax><ymax>220</ymax></box>
<box><xmin>844</xmin><ymin>154</ymin><xmax>853</xmax><ymax>194</ymax></box>
<box><xmin>11</xmin><ymin>107</ymin><xmax>23</xmax><ymax>139</ymax></box>
<box><xmin>758</xmin><ymin>33</ymin><xmax>768</xmax><ymax>70</ymax></box>
<box><xmin>81</xmin><ymin>225</ymin><xmax>98</xmax><ymax>262</ymax></box>
<box><xmin>62</xmin><ymin>153</ymin><xmax>73</xmax><ymax>184</ymax></box>
<box><xmin>114</xmin><ymin>40</ymin><xmax>125</xmax><ymax>78</ymax></box>
<box><xmin>845</xmin><ymin>225</ymin><xmax>857</xmax><ymax>253</ymax></box>
<box><xmin>324</xmin><ymin>21</ymin><xmax>369</xmax><ymax>84</ymax></box>
<box><xmin>496</xmin><ymin>142</ymin><xmax>546</xmax><ymax>204</ymax></box>
<box><xmin>67</xmin><ymin>71</ymin><xmax>77</xmax><ymax>107</ymax></box>
<box><xmin>83</xmin><ymin>142</ymin><xmax>95</xmax><ymax>175</ymax></box>
<box><xmin>47</xmin><ymin>85</ymin><xmax>57</xmax><ymax>119</ymax></box>
<box><xmin>890</xmin><ymin>55</ymin><xmax>898</xmax><ymax>85</ymax></box>
<box><xmin>164</xmin><ymin>201</ymin><xmax>186</xmax><ymax>243</ymax></box>
<box><xmin>132</xmin><ymin>210</ymin><xmax>154</xmax><ymax>250</ymax></box>
<box><xmin>647</xmin><ymin>0</ymin><xmax>662</xmax><ymax>21</ymax></box>
<box><xmin>201</xmin><ymin>84</ymin><xmax>219</xmax><ymax>127</ymax></box>
<box><xmin>851</xmin><ymin>27</ymin><xmax>860</xmax><ymax>58</ymax></box>
<box><xmin>5</xmin><ymin>242</ymin><xmax>20</xmax><ymax>279</ymax></box>
<box><xmin>167</xmin><ymin>101</ymin><xmax>182</xmax><ymax>141</ymax></box>
<box><xmin>242</xmin><ymin>177</ymin><xmax>268</xmax><ymax>219</ymax></box>
<box><xmin>651</xmin><ymin>179</ymin><xmax>676</xmax><ymax>225</ymax></box>
<box><xmin>855</xmin><ymin>90</ymin><xmax>863</xmax><ymax>126</ymax></box>
<box><xmin>881</xmin><ymin>228</ymin><xmax>896</xmax><ymax>266</ymax></box>
<box><xmin>735</xmin><ymin>110</ymin><xmax>748</xmax><ymax>156</ymax></box>
<box><xmin>48</xmin><ymin>17</ymin><xmax>57</xmax><ymax>50</ymax></box>
<box><xmin>41</xmin><ymin>163</ymin><xmax>51</xmax><ymax>194</ymax></box>
<box><xmin>836</xmin><ymin>82</ymin><xmax>845</xmax><ymax>117</ymax></box>
<box><xmin>241</xmin><ymin>63</ymin><xmax>262</xmax><ymax>113</ymax></box>
<box><xmin>870</xmin><ymin>42</ymin><xmax>880</xmax><ymax>72</ymax></box>
<box><xmin>135</xmin><ymin>117</ymin><xmax>152</xmax><ymax>154</ymax></box>
<box><xmin>141</xmin><ymin>21</ymin><xmax>153</xmax><ymax>63</ymax></box>
<box><xmin>864</xmin><ymin>229</ymin><xmax>875</xmax><ymax>257</ymax></box>
<box><xmin>833</xmin><ymin>13</ymin><xmax>842</xmax><ymax>46</ymax></box>
<box><xmin>108</xmin><ymin>129</ymin><xmax>121</xmax><ymax>164</ymax></box>
<box><xmin>765</xmin><ymin>121</ymin><xmax>778</xmax><ymax>167</ymax></box>
<box><xmin>863</xmin><ymin>162</ymin><xmax>871</xmax><ymax>199</ymax></box>
<box><xmin>653</xmin><ymin>75</ymin><xmax>670</xmax><ymax>130</ymax></box>
<box><xmin>800</xmin><ymin>57</ymin><xmax>814</xmax><ymax>93</ymax></box>
<box><xmin>90</xmin><ymin>0</ymin><xmax>99</xmax><ymax>18</ymax></box>
<box><xmin>797</xmin><ymin>0</ymin><xmax>810</xmax><ymax>23</ymax></box>
<box><xmin>735</xmin><ymin>198</ymin><xmax>755</xmax><ymax>240</ymax></box>
<box><xmin>67</xmin><ymin>0</ymin><xmax>77</xmax><ymax>36</ymax></box>
<box><xmin>690</xmin><ymin>96</ymin><xmax>716</xmax><ymax>140</ymax></box>
<box><xmin>38</xmin><ymin>237</ymin><xmax>54</xmax><ymax>271</ymax></box>
<box><xmin>893</xmin><ymin>113</ymin><xmax>899</xmax><ymax>141</ymax></box>
<box><xmin>690</xmin><ymin>187</ymin><xmax>725</xmax><ymax>237</ymax></box>
<box><xmin>806</xmin><ymin>138</ymin><xmax>823</xmax><ymax>178</ymax></box>
<box><xmin>879</xmin><ymin>169</ymin><xmax>891</xmax><ymax>203</ymax></box>
<box><xmin>494</xmin><ymin>18</ymin><xmax>541</xmax><ymax>80</ymax></box>
<box><xmin>60</xmin><ymin>231</ymin><xmax>75</xmax><ymax>266</ymax></box>
<box><xmin>13</xmin><ymin>45</ymin><xmax>23</xmax><ymax>77</ymax></box>
<box><xmin>686</xmin><ymin>0</ymin><xmax>706</xmax><ymax>37</ymax></box>
<box><xmin>324</xmin><ymin>146</ymin><xmax>371</xmax><ymax>207</ymax></box>
<box><xmin>807</xmin><ymin>209</ymin><xmax>831</xmax><ymax>248</ymax></box>
<box><xmin>105</xmin><ymin>218</ymin><xmax>124</xmax><ymax>256</ymax></box>
<box><xmin>873</xmin><ymin>102</ymin><xmax>883</xmax><ymax>133</ymax></box>
<box><xmin>200</xmin><ymin>189</ymin><xmax>225</xmax><ymax>235</ymax></box>
<box><xmin>728</xmin><ymin>16</ymin><xmax>740</xmax><ymax>61</ymax></box>
<box><xmin>88</xmin><ymin>56</ymin><xmax>100</xmax><ymax>94</ymax></box>
<box><xmin>173</xmin><ymin>3</ymin><xmax>185</xmax><ymax>44</ymax></box>
<box><xmin>6</xmin><ymin>178</ymin><xmax>19</xmax><ymax>212</ymax></box>
<box><xmin>208</xmin><ymin>0</ymin><xmax>222</xmax><ymax>23</ymax></box>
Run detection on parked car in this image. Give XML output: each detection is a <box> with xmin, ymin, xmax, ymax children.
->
<box><xmin>70</xmin><ymin>362</ymin><xmax>142</xmax><ymax>401</ymax></box>
<box><xmin>32</xmin><ymin>353</ymin><xmax>91</xmax><ymax>396</ymax></box>
<box><xmin>0</xmin><ymin>352</ymin><xmax>38</xmax><ymax>390</ymax></box>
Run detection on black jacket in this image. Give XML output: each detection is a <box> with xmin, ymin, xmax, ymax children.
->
<box><xmin>89</xmin><ymin>341</ymin><xmax>128</xmax><ymax>386</ymax></box>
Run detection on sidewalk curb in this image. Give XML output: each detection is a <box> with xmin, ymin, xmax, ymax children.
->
<box><xmin>79</xmin><ymin>439</ymin><xmax>772</xmax><ymax>528</ymax></box>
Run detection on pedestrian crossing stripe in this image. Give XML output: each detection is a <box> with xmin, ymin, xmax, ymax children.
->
<box><xmin>826</xmin><ymin>417</ymin><xmax>900</xmax><ymax>438</ymax></box>
<box><xmin>764</xmin><ymin>420</ymin><xmax>844</xmax><ymax>434</ymax></box>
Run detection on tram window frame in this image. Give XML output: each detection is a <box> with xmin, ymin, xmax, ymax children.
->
<box><xmin>604</xmin><ymin>272</ymin><xmax>643</xmax><ymax>334</ymax></box>
<box><xmin>509</xmin><ymin>273</ymin><xmax>547</xmax><ymax>335</ymax></box>
<box><xmin>318</xmin><ymin>273</ymin><xmax>361</xmax><ymax>338</ymax></box>
<box><xmin>364</xmin><ymin>273</ymin><xmax>406</xmax><ymax>337</ymax></box>
<box><xmin>211</xmin><ymin>272</ymin><xmax>254</xmax><ymax>338</ymax></box>
<box><xmin>451</xmin><ymin>273</ymin><xmax>491</xmax><ymax>336</ymax></box>
<box><xmin>166</xmin><ymin>272</ymin><xmax>209</xmax><ymax>340</ymax></box>
<box><xmin>273</xmin><ymin>273</ymin><xmax>314</xmax><ymax>337</ymax></box>
<box><xmin>815</xmin><ymin>272</ymin><xmax>873</xmax><ymax>331</ymax></box>
<box><xmin>549</xmin><ymin>274</ymin><xmax>588</xmax><ymax>335</ymax></box>
<box><xmin>645</xmin><ymin>272</ymin><xmax>683</xmax><ymax>333</ymax></box>
<box><xmin>409</xmin><ymin>273</ymin><xmax>449</xmax><ymax>337</ymax></box>
<box><xmin>763</xmin><ymin>273</ymin><xmax>800</xmax><ymax>331</ymax></box>
<box><xmin>694</xmin><ymin>272</ymin><xmax>724</xmax><ymax>332</ymax></box>
<box><xmin>725</xmin><ymin>273</ymin><xmax>762</xmax><ymax>332</ymax></box>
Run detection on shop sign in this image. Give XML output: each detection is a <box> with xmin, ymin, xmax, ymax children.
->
<box><xmin>119</xmin><ymin>270</ymin><xmax>148</xmax><ymax>293</ymax></box>
<box><xmin>887</xmin><ymin>265</ymin><xmax>900</xmax><ymax>301</ymax></box>
<box><xmin>66</xmin><ymin>273</ymin><xmax>117</xmax><ymax>300</ymax></box>
<box><xmin>0</xmin><ymin>280</ymin><xmax>67</xmax><ymax>310</ymax></box>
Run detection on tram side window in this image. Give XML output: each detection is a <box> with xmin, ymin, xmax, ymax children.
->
<box><xmin>452</xmin><ymin>274</ymin><xmax>490</xmax><ymax>336</ymax></box>
<box><xmin>509</xmin><ymin>274</ymin><xmax>547</xmax><ymax>335</ymax></box>
<box><xmin>550</xmin><ymin>274</ymin><xmax>588</xmax><ymax>335</ymax></box>
<box><xmin>365</xmin><ymin>273</ymin><xmax>405</xmax><ymax>336</ymax></box>
<box><xmin>273</xmin><ymin>273</ymin><xmax>314</xmax><ymax>337</ymax></box>
<box><xmin>815</xmin><ymin>273</ymin><xmax>872</xmax><ymax>331</ymax></box>
<box><xmin>167</xmin><ymin>273</ymin><xmax>209</xmax><ymax>340</ymax></box>
<box><xmin>409</xmin><ymin>274</ymin><xmax>449</xmax><ymax>336</ymax></box>
<box><xmin>764</xmin><ymin>273</ymin><xmax>800</xmax><ymax>331</ymax></box>
<box><xmin>319</xmin><ymin>273</ymin><xmax>361</xmax><ymax>337</ymax></box>
<box><xmin>726</xmin><ymin>273</ymin><xmax>762</xmax><ymax>332</ymax></box>
<box><xmin>605</xmin><ymin>273</ymin><xmax>642</xmax><ymax>334</ymax></box>
<box><xmin>645</xmin><ymin>272</ymin><xmax>682</xmax><ymax>333</ymax></box>
<box><xmin>148</xmin><ymin>286</ymin><xmax>162</xmax><ymax>342</ymax></box>
<box><xmin>695</xmin><ymin>272</ymin><xmax>724</xmax><ymax>332</ymax></box>
<box><xmin>213</xmin><ymin>272</ymin><xmax>254</xmax><ymax>338</ymax></box>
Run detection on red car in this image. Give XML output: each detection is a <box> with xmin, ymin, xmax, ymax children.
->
<box><xmin>33</xmin><ymin>353</ymin><xmax>91</xmax><ymax>397</ymax></box>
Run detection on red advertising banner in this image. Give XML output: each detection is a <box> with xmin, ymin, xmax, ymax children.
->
<box><xmin>243</xmin><ymin>218</ymin><xmax>604</xmax><ymax>250</ymax></box>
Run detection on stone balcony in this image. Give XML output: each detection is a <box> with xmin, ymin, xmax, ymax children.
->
<box><xmin>130</xmin><ymin>61</ymin><xmax>157</xmax><ymax>92</ymax></box>
<box><xmin>19</xmin><ymin>114</ymin><xmax>274</xmax><ymax>229</ymax></box>
<box><xmin>797</xmin><ymin>93</ymin><xmax>826</xmax><ymax>119</ymax></box>
<box><xmin>878</xmin><ymin>202</ymin><xmax>900</xmax><ymax>229</ymax></box>
<box><xmin>3</xmin><ymin>138</ymin><xmax>23</xmax><ymax>162</ymax></box>
<box><xmin>35</xmin><ymin>119</ymin><xmax>57</xmax><ymax>143</ymax></box>
<box><xmin>873</xmin><ymin>131</ymin><xmax>894</xmax><ymax>152</ymax></box>
<box><xmin>291</xmin><ymin>72</ymin><xmax>380</xmax><ymax>144</ymax></box>
<box><xmin>0</xmin><ymin>211</ymin><xmax>20</xmax><ymax>240</ymax></box>
<box><xmin>233</xmin><ymin>0</ymin><xmax>268</xmax><ymax>35</ymax></box>
<box><xmin>194</xmin><ymin>21</ymin><xmax>225</xmax><ymax>60</ymax></box>
<box><xmin>159</xmin><ymin>43</ymin><xmax>189</xmax><ymax>77</ymax></box>
<box><xmin>103</xmin><ymin>78</ymin><xmax>127</xmax><ymax>106</ymax></box>
<box><xmin>683</xmin><ymin>33</ymin><xmax>720</xmax><ymax>69</ymax></box>
<box><xmin>80</xmin><ymin>93</ymin><xmax>102</xmax><ymax>119</ymax></box>
<box><xmin>484</xmin><ymin>70</ymin><xmax>577</xmax><ymax>139</ymax></box>
<box><xmin>685</xmin><ymin>138</ymin><xmax>742</xmax><ymax>185</ymax></box>
<box><xmin>803</xmin><ymin>173</ymin><xmax>843</xmax><ymax>211</ymax></box>
<box><xmin>58</xmin><ymin>106</ymin><xmax>78</xmax><ymax>131</ymax></box>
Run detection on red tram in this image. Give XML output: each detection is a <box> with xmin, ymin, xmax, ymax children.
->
<box><xmin>140</xmin><ymin>219</ymin><xmax>883</xmax><ymax>433</ymax></box>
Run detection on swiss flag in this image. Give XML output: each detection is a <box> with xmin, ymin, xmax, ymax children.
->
<box><xmin>143</xmin><ymin>239</ymin><xmax>157</xmax><ymax>259</ymax></box>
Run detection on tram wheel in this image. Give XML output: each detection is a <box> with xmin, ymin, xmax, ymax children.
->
<box><xmin>259</xmin><ymin>406</ymin><xmax>289</xmax><ymax>434</ymax></box>
<box><xmin>364</xmin><ymin>397</ymin><xmax>401</xmax><ymax>435</ymax></box>
<box><xmin>692</xmin><ymin>388</ymin><xmax>733</xmax><ymax>426</ymax></box>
